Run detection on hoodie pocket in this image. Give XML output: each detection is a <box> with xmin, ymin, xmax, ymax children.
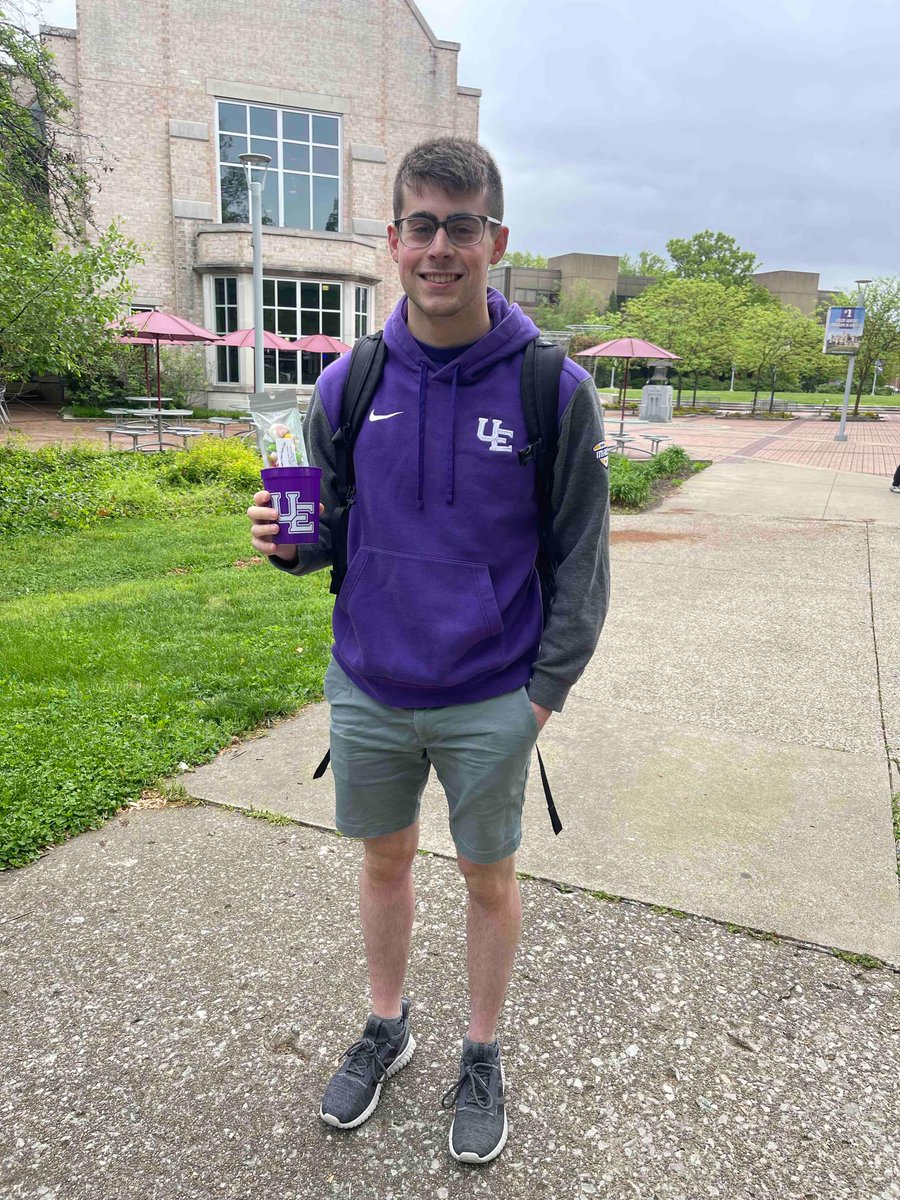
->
<box><xmin>338</xmin><ymin>546</ymin><xmax>503</xmax><ymax>687</ymax></box>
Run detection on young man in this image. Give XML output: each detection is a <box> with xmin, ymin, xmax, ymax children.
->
<box><xmin>247</xmin><ymin>138</ymin><xmax>610</xmax><ymax>1164</ymax></box>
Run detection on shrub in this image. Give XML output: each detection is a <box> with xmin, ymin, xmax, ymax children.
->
<box><xmin>161</xmin><ymin>435</ymin><xmax>261</xmax><ymax>490</ymax></box>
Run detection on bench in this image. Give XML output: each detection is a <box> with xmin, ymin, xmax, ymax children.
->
<box><xmin>641</xmin><ymin>434</ymin><xmax>672</xmax><ymax>454</ymax></box>
<box><xmin>164</xmin><ymin>427</ymin><xmax>205</xmax><ymax>448</ymax></box>
<box><xmin>96</xmin><ymin>425</ymin><xmax>155</xmax><ymax>450</ymax></box>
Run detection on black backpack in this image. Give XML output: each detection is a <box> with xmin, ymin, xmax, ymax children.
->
<box><xmin>315</xmin><ymin>330</ymin><xmax>566</xmax><ymax>834</ymax></box>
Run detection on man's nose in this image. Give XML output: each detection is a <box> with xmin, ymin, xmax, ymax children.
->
<box><xmin>428</xmin><ymin>225</ymin><xmax>454</xmax><ymax>255</ymax></box>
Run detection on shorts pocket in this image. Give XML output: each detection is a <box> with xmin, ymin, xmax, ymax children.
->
<box><xmin>338</xmin><ymin>545</ymin><xmax>503</xmax><ymax>687</ymax></box>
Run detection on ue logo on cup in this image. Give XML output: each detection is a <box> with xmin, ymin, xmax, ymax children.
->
<box><xmin>269</xmin><ymin>490</ymin><xmax>315</xmax><ymax>535</ymax></box>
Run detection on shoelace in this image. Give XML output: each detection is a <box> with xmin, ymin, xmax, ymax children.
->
<box><xmin>440</xmin><ymin>1059</ymin><xmax>499</xmax><ymax>1111</ymax></box>
<box><xmin>340</xmin><ymin>1035</ymin><xmax>390</xmax><ymax>1085</ymax></box>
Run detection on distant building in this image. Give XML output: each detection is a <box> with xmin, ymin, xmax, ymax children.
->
<box><xmin>41</xmin><ymin>0</ymin><xmax>480</xmax><ymax>406</ymax></box>
<box><xmin>490</xmin><ymin>254</ymin><xmax>839</xmax><ymax>323</ymax></box>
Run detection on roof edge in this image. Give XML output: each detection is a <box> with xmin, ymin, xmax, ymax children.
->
<box><xmin>403</xmin><ymin>0</ymin><xmax>460</xmax><ymax>50</ymax></box>
<box><xmin>39</xmin><ymin>24</ymin><xmax>77</xmax><ymax>39</ymax></box>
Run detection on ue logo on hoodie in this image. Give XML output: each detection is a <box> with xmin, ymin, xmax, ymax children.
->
<box><xmin>476</xmin><ymin>417</ymin><xmax>514</xmax><ymax>453</ymax></box>
<box><xmin>269</xmin><ymin>490</ymin><xmax>315</xmax><ymax>534</ymax></box>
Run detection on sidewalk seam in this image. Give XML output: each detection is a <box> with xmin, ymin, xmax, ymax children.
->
<box><xmin>864</xmin><ymin>524</ymin><xmax>899</xmax><ymax>813</ymax></box>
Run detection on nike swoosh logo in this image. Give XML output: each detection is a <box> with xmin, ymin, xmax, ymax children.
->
<box><xmin>368</xmin><ymin>411</ymin><xmax>404</xmax><ymax>422</ymax></box>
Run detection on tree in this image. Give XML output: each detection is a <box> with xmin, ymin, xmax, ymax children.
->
<box><xmin>666</xmin><ymin>230</ymin><xmax>760</xmax><ymax>288</ymax></box>
<box><xmin>829</xmin><ymin>278</ymin><xmax>900</xmax><ymax>414</ymax></box>
<box><xmin>618</xmin><ymin>249</ymin><xmax>670</xmax><ymax>279</ymax></box>
<box><xmin>734</xmin><ymin>303</ymin><xmax>822</xmax><ymax>410</ymax></box>
<box><xmin>532</xmin><ymin>281</ymin><xmax>611</xmax><ymax>332</ymax></box>
<box><xmin>0</xmin><ymin>6</ymin><xmax>101</xmax><ymax>236</ymax></box>
<box><xmin>0</xmin><ymin>182</ymin><xmax>140</xmax><ymax>392</ymax></box>
<box><xmin>619</xmin><ymin>277</ymin><xmax>748</xmax><ymax>404</ymax></box>
<box><xmin>496</xmin><ymin>250</ymin><xmax>548</xmax><ymax>269</ymax></box>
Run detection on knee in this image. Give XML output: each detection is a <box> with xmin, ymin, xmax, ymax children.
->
<box><xmin>457</xmin><ymin>853</ymin><xmax>517</xmax><ymax>905</ymax></box>
<box><xmin>363</xmin><ymin>825</ymin><xmax>419</xmax><ymax>885</ymax></box>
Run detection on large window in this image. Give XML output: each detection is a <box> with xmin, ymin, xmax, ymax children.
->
<box><xmin>217</xmin><ymin>100</ymin><xmax>341</xmax><ymax>232</ymax></box>
<box><xmin>263</xmin><ymin>279</ymin><xmax>342</xmax><ymax>386</ymax></box>
<box><xmin>214</xmin><ymin>276</ymin><xmax>239</xmax><ymax>383</ymax></box>
<box><xmin>354</xmin><ymin>286</ymin><xmax>369</xmax><ymax>340</ymax></box>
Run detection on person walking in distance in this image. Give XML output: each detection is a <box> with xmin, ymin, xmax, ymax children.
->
<box><xmin>247</xmin><ymin>137</ymin><xmax>610</xmax><ymax>1164</ymax></box>
<box><xmin>891</xmin><ymin>463</ymin><xmax>900</xmax><ymax>493</ymax></box>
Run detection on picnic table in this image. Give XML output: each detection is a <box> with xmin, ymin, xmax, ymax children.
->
<box><xmin>641</xmin><ymin>433</ymin><xmax>672</xmax><ymax>454</ymax></box>
<box><xmin>125</xmin><ymin>407</ymin><xmax>197</xmax><ymax>450</ymax></box>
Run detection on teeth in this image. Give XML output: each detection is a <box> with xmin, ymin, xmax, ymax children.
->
<box><xmin>423</xmin><ymin>274</ymin><xmax>458</xmax><ymax>282</ymax></box>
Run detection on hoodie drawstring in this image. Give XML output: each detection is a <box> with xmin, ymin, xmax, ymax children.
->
<box><xmin>445</xmin><ymin>366</ymin><xmax>459</xmax><ymax>506</ymax></box>
<box><xmin>417</xmin><ymin>362</ymin><xmax>428</xmax><ymax>511</ymax></box>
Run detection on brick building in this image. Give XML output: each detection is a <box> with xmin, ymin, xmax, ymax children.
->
<box><xmin>41</xmin><ymin>0</ymin><xmax>480</xmax><ymax>407</ymax></box>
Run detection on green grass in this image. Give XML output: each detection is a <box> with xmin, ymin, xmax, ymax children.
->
<box><xmin>598</xmin><ymin>388</ymin><xmax>900</xmax><ymax>407</ymax></box>
<box><xmin>0</xmin><ymin>514</ymin><xmax>333</xmax><ymax>869</ymax></box>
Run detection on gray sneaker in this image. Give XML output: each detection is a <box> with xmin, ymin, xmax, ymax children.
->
<box><xmin>319</xmin><ymin>997</ymin><xmax>416</xmax><ymax>1129</ymax></box>
<box><xmin>441</xmin><ymin>1037</ymin><xmax>507</xmax><ymax>1164</ymax></box>
<box><xmin>891</xmin><ymin>485</ymin><xmax>900</xmax><ymax>493</ymax></box>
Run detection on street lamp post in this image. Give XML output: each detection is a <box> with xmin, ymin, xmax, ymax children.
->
<box><xmin>872</xmin><ymin>358</ymin><xmax>883</xmax><ymax>396</ymax></box>
<box><xmin>835</xmin><ymin>279</ymin><xmax>872</xmax><ymax>443</ymax></box>
<box><xmin>238</xmin><ymin>151</ymin><xmax>272</xmax><ymax>394</ymax></box>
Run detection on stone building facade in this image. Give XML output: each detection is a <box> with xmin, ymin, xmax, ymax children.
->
<box><xmin>42</xmin><ymin>0</ymin><xmax>480</xmax><ymax>407</ymax></box>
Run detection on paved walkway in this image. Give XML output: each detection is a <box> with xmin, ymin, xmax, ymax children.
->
<box><xmin>2</xmin><ymin>440</ymin><xmax>900</xmax><ymax>1199</ymax></box>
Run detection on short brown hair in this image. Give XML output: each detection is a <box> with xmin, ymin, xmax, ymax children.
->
<box><xmin>392</xmin><ymin>137</ymin><xmax>504</xmax><ymax>222</ymax></box>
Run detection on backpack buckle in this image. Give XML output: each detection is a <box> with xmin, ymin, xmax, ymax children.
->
<box><xmin>518</xmin><ymin>438</ymin><xmax>543</xmax><ymax>466</ymax></box>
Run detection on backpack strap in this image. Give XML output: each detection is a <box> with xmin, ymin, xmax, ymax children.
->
<box><xmin>518</xmin><ymin>337</ymin><xmax>566</xmax><ymax>623</ymax></box>
<box><xmin>518</xmin><ymin>337</ymin><xmax>566</xmax><ymax>837</ymax></box>
<box><xmin>329</xmin><ymin>331</ymin><xmax>386</xmax><ymax>596</ymax></box>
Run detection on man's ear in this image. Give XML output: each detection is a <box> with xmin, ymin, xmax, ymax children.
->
<box><xmin>387</xmin><ymin>223</ymin><xmax>400</xmax><ymax>264</ymax></box>
<box><xmin>490</xmin><ymin>224</ymin><xmax>510</xmax><ymax>265</ymax></box>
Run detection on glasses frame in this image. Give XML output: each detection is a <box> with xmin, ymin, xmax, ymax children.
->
<box><xmin>394</xmin><ymin>212</ymin><xmax>503</xmax><ymax>249</ymax></box>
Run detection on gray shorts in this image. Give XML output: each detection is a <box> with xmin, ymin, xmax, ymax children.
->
<box><xmin>324</xmin><ymin>657</ymin><xmax>538</xmax><ymax>864</ymax></box>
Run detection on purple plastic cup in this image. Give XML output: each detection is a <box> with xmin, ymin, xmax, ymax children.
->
<box><xmin>261</xmin><ymin>466</ymin><xmax>322</xmax><ymax>545</ymax></box>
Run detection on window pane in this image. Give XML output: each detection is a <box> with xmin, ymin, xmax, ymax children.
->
<box><xmin>312</xmin><ymin>115</ymin><xmax>339</xmax><ymax>145</ymax></box>
<box><xmin>321</xmin><ymin>283</ymin><xmax>340</xmax><ymax>310</ymax></box>
<box><xmin>218</xmin><ymin>102</ymin><xmax>246</xmax><ymax>134</ymax></box>
<box><xmin>263</xmin><ymin>279</ymin><xmax>275</xmax><ymax>305</ymax></box>
<box><xmin>313</xmin><ymin>176</ymin><xmax>339</xmax><ymax>231</ymax></box>
<box><xmin>283</xmin><ymin>173</ymin><xmax>310</xmax><ymax>229</ymax></box>
<box><xmin>277</xmin><ymin>280</ymin><xmax>295</xmax><ymax>308</ymax></box>
<box><xmin>277</xmin><ymin>352</ymin><xmax>298</xmax><ymax>384</ymax></box>
<box><xmin>249</xmin><ymin>106</ymin><xmax>277</xmax><ymax>137</ymax></box>
<box><xmin>219</xmin><ymin>133</ymin><xmax>247</xmax><ymax>164</ymax></box>
<box><xmin>226</xmin><ymin>277</ymin><xmax>237</xmax><ymax>306</ymax></box>
<box><xmin>220</xmin><ymin>166</ymin><xmax>248</xmax><ymax>222</ymax></box>
<box><xmin>229</xmin><ymin>346</ymin><xmax>238</xmax><ymax>380</ymax></box>
<box><xmin>300</xmin><ymin>282</ymin><xmax>319</xmax><ymax>309</ymax></box>
<box><xmin>322</xmin><ymin>311</ymin><xmax>341</xmax><ymax>337</ymax></box>
<box><xmin>215</xmin><ymin>278</ymin><xmax>225</xmax><ymax>306</ymax></box>
<box><xmin>283</xmin><ymin>142</ymin><xmax>310</xmax><ymax>173</ymax></box>
<box><xmin>312</xmin><ymin>145</ymin><xmax>339</xmax><ymax>175</ymax></box>
<box><xmin>250</xmin><ymin>137</ymin><xmax>278</xmax><ymax>168</ymax></box>
<box><xmin>263</xmin><ymin>308</ymin><xmax>276</xmax><ymax>333</ymax></box>
<box><xmin>301</xmin><ymin>311</ymin><xmax>319</xmax><ymax>336</ymax></box>
<box><xmin>261</xmin><ymin>172</ymin><xmax>278</xmax><ymax>225</ymax></box>
<box><xmin>264</xmin><ymin>348</ymin><xmax>276</xmax><ymax>384</ymax></box>
<box><xmin>301</xmin><ymin>352</ymin><xmax>323</xmax><ymax>386</ymax></box>
<box><xmin>283</xmin><ymin>111</ymin><xmax>309</xmax><ymax>142</ymax></box>
<box><xmin>278</xmin><ymin>309</ymin><xmax>296</xmax><ymax>338</ymax></box>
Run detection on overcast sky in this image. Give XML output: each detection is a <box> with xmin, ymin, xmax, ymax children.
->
<box><xmin>36</xmin><ymin>0</ymin><xmax>898</xmax><ymax>289</ymax></box>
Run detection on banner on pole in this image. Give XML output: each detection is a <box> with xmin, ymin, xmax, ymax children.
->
<box><xmin>823</xmin><ymin>307</ymin><xmax>865</xmax><ymax>355</ymax></box>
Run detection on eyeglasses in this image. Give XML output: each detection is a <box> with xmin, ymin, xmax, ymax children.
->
<box><xmin>394</xmin><ymin>213</ymin><xmax>502</xmax><ymax>249</ymax></box>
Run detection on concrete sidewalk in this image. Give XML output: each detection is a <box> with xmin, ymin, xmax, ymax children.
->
<box><xmin>2</xmin><ymin>806</ymin><xmax>898</xmax><ymax>1199</ymax></box>
<box><xmin>185</xmin><ymin>459</ymin><xmax>900</xmax><ymax>965</ymax></box>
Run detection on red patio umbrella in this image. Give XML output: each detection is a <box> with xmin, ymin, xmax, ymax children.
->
<box><xmin>215</xmin><ymin>328</ymin><xmax>299</xmax><ymax>351</ymax></box>
<box><xmin>577</xmin><ymin>337</ymin><xmax>680</xmax><ymax>435</ymax></box>
<box><xmin>292</xmin><ymin>334</ymin><xmax>353</xmax><ymax>354</ymax></box>
<box><xmin>114</xmin><ymin>310</ymin><xmax>219</xmax><ymax>411</ymax></box>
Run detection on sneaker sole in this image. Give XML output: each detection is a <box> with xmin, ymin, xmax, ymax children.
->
<box><xmin>448</xmin><ymin>1061</ymin><xmax>508</xmax><ymax>1164</ymax></box>
<box><xmin>319</xmin><ymin>1033</ymin><xmax>416</xmax><ymax>1130</ymax></box>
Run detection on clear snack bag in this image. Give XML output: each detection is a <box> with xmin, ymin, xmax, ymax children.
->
<box><xmin>249</xmin><ymin>392</ymin><xmax>310</xmax><ymax>469</ymax></box>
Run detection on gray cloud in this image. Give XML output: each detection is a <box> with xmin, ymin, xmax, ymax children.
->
<box><xmin>36</xmin><ymin>0</ymin><xmax>898</xmax><ymax>288</ymax></box>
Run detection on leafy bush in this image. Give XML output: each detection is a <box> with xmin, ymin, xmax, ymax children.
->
<box><xmin>608</xmin><ymin>444</ymin><xmax>694</xmax><ymax>509</ymax></box>
<box><xmin>161</xmin><ymin>435</ymin><xmax>261</xmax><ymax>490</ymax></box>
<box><xmin>0</xmin><ymin>439</ymin><xmax>259</xmax><ymax>536</ymax></box>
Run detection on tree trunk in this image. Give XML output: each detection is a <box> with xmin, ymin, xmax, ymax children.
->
<box><xmin>691</xmin><ymin>372</ymin><xmax>698</xmax><ymax>407</ymax></box>
<box><xmin>752</xmin><ymin>367</ymin><xmax>761</xmax><ymax>413</ymax></box>
<box><xmin>676</xmin><ymin>370</ymin><xmax>683</xmax><ymax>407</ymax></box>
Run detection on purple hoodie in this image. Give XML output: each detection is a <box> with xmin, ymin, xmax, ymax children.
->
<box><xmin>308</xmin><ymin>288</ymin><xmax>593</xmax><ymax>708</ymax></box>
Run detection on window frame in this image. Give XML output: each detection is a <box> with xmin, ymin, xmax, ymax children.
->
<box><xmin>354</xmin><ymin>286</ymin><xmax>370</xmax><ymax>340</ymax></box>
<box><xmin>213</xmin><ymin>275</ymin><xmax>240</xmax><ymax>384</ymax></box>
<box><xmin>215</xmin><ymin>99</ymin><xmax>342</xmax><ymax>233</ymax></box>
<box><xmin>262</xmin><ymin>277</ymin><xmax>343</xmax><ymax>387</ymax></box>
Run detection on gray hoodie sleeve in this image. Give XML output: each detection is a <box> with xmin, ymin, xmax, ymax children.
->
<box><xmin>267</xmin><ymin>385</ymin><xmax>336</xmax><ymax>578</ymax></box>
<box><xmin>526</xmin><ymin>376</ymin><xmax>611</xmax><ymax>712</ymax></box>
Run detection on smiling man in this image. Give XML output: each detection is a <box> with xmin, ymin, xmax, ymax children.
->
<box><xmin>247</xmin><ymin>138</ymin><xmax>610</xmax><ymax>1164</ymax></box>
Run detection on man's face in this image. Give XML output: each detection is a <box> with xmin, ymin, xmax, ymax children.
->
<box><xmin>387</xmin><ymin>184</ymin><xmax>509</xmax><ymax>327</ymax></box>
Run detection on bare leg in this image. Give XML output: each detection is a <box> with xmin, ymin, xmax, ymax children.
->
<box><xmin>359</xmin><ymin>822</ymin><xmax>420</xmax><ymax>1018</ymax></box>
<box><xmin>458</xmin><ymin>852</ymin><xmax>522</xmax><ymax>1043</ymax></box>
